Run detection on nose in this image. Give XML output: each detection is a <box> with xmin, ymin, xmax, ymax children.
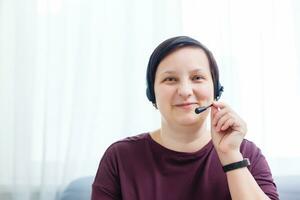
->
<box><xmin>177</xmin><ymin>81</ymin><xmax>193</xmax><ymax>98</ymax></box>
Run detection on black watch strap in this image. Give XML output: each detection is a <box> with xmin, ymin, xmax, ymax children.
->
<box><xmin>222</xmin><ymin>158</ymin><xmax>250</xmax><ymax>173</ymax></box>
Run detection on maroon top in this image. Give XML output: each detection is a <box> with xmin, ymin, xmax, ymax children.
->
<box><xmin>92</xmin><ymin>133</ymin><xmax>279</xmax><ymax>200</ymax></box>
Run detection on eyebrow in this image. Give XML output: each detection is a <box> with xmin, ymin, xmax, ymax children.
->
<box><xmin>160</xmin><ymin>68</ymin><xmax>205</xmax><ymax>74</ymax></box>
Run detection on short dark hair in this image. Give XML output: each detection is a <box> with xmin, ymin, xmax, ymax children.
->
<box><xmin>146</xmin><ymin>36</ymin><xmax>223</xmax><ymax>104</ymax></box>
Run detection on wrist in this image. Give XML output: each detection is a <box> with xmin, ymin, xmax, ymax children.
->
<box><xmin>217</xmin><ymin>151</ymin><xmax>243</xmax><ymax>166</ymax></box>
<box><xmin>222</xmin><ymin>158</ymin><xmax>250</xmax><ymax>173</ymax></box>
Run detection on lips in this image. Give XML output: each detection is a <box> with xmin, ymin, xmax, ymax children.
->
<box><xmin>174</xmin><ymin>102</ymin><xmax>198</xmax><ymax>110</ymax></box>
<box><xmin>175</xmin><ymin>103</ymin><xmax>197</xmax><ymax>106</ymax></box>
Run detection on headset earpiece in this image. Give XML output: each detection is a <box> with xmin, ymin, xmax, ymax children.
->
<box><xmin>215</xmin><ymin>82</ymin><xmax>224</xmax><ymax>100</ymax></box>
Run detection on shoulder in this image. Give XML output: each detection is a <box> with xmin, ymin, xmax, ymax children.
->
<box><xmin>240</xmin><ymin>139</ymin><xmax>265</xmax><ymax>162</ymax></box>
<box><xmin>111</xmin><ymin>132</ymin><xmax>149</xmax><ymax>149</ymax></box>
<box><xmin>240</xmin><ymin>139</ymin><xmax>270</xmax><ymax>172</ymax></box>
<box><xmin>103</xmin><ymin>133</ymin><xmax>150</xmax><ymax>158</ymax></box>
<box><xmin>240</xmin><ymin>139</ymin><xmax>261</xmax><ymax>155</ymax></box>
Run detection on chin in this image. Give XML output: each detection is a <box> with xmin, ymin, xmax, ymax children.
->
<box><xmin>175</xmin><ymin>116</ymin><xmax>201</xmax><ymax>126</ymax></box>
<box><xmin>176</xmin><ymin>111</ymin><xmax>209</xmax><ymax>126</ymax></box>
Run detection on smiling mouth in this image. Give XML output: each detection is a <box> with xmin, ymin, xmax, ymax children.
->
<box><xmin>174</xmin><ymin>103</ymin><xmax>198</xmax><ymax>109</ymax></box>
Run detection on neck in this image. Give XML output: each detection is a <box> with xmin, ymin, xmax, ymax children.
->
<box><xmin>151</xmin><ymin>120</ymin><xmax>211</xmax><ymax>153</ymax></box>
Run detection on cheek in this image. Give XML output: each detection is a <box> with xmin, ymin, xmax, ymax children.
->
<box><xmin>154</xmin><ymin>85</ymin><xmax>174</xmax><ymax>103</ymax></box>
<box><xmin>197</xmin><ymin>84</ymin><xmax>214</xmax><ymax>99</ymax></box>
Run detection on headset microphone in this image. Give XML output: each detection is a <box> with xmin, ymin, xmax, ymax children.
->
<box><xmin>195</xmin><ymin>103</ymin><xmax>213</xmax><ymax>114</ymax></box>
<box><xmin>195</xmin><ymin>85</ymin><xmax>224</xmax><ymax>114</ymax></box>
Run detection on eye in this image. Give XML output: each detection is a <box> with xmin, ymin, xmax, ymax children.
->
<box><xmin>163</xmin><ymin>77</ymin><xmax>177</xmax><ymax>83</ymax></box>
<box><xmin>192</xmin><ymin>75</ymin><xmax>205</xmax><ymax>81</ymax></box>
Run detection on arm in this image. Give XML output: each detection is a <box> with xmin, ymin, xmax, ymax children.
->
<box><xmin>218</xmin><ymin>151</ymin><xmax>271</xmax><ymax>200</ymax></box>
<box><xmin>211</xmin><ymin>101</ymin><xmax>278</xmax><ymax>200</ymax></box>
<box><xmin>92</xmin><ymin>146</ymin><xmax>122</xmax><ymax>200</ymax></box>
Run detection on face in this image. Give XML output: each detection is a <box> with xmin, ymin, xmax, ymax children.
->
<box><xmin>154</xmin><ymin>47</ymin><xmax>214</xmax><ymax>127</ymax></box>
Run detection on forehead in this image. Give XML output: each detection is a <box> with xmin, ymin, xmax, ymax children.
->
<box><xmin>156</xmin><ymin>47</ymin><xmax>210</xmax><ymax>73</ymax></box>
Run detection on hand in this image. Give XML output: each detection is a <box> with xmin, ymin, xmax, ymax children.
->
<box><xmin>210</xmin><ymin>101</ymin><xmax>247</xmax><ymax>165</ymax></box>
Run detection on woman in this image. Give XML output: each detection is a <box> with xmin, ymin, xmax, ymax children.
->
<box><xmin>92</xmin><ymin>36</ymin><xmax>279</xmax><ymax>199</ymax></box>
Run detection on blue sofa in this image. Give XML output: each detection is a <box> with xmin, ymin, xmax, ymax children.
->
<box><xmin>60</xmin><ymin>175</ymin><xmax>300</xmax><ymax>200</ymax></box>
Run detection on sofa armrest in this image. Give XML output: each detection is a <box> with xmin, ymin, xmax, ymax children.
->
<box><xmin>60</xmin><ymin>176</ymin><xmax>94</xmax><ymax>200</ymax></box>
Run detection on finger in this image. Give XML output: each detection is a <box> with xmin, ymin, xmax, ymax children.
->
<box><xmin>212</xmin><ymin>101</ymin><xmax>228</xmax><ymax>109</ymax></box>
<box><xmin>210</xmin><ymin>107</ymin><xmax>219</xmax><ymax>134</ymax></box>
<box><xmin>211</xmin><ymin>105</ymin><xmax>218</xmax><ymax>118</ymax></box>
<box><xmin>221</xmin><ymin>118</ymin><xmax>235</xmax><ymax>131</ymax></box>
<box><xmin>212</xmin><ymin>107</ymin><xmax>230</xmax><ymax>126</ymax></box>
<box><xmin>215</xmin><ymin>113</ymin><xmax>232</xmax><ymax>131</ymax></box>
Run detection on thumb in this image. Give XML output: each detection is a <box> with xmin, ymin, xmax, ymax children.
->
<box><xmin>210</xmin><ymin>101</ymin><xmax>218</xmax><ymax>121</ymax></box>
<box><xmin>210</xmin><ymin>105</ymin><xmax>217</xmax><ymax>130</ymax></box>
